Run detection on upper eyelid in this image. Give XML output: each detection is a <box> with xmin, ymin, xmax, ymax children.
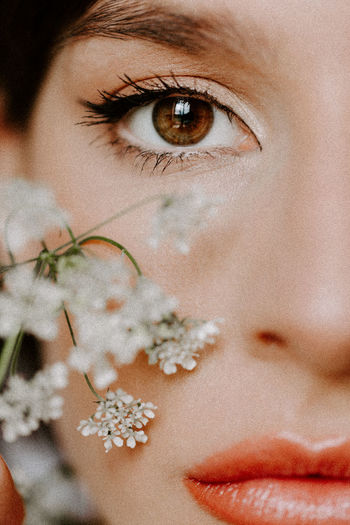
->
<box><xmin>80</xmin><ymin>75</ymin><xmax>238</xmax><ymax>125</ymax></box>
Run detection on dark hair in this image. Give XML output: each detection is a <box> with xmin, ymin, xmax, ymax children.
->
<box><xmin>0</xmin><ymin>1</ymin><xmax>97</xmax><ymax>129</ymax></box>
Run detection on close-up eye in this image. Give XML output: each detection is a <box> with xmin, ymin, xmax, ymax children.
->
<box><xmin>81</xmin><ymin>76</ymin><xmax>260</xmax><ymax>172</ymax></box>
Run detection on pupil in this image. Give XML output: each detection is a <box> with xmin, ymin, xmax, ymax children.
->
<box><xmin>152</xmin><ymin>96</ymin><xmax>214</xmax><ymax>146</ymax></box>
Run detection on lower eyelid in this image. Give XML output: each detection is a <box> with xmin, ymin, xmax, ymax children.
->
<box><xmin>109</xmin><ymin>135</ymin><xmax>250</xmax><ymax>177</ymax></box>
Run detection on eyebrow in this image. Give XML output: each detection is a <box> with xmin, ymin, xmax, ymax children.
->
<box><xmin>63</xmin><ymin>0</ymin><xmax>270</xmax><ymax>60</ymax></box>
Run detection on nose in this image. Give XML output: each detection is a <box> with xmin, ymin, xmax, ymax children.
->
<box><xmin>244</xmin><ymin>77</ymin><xmax>350</xmax><ymax>378</ymax></box>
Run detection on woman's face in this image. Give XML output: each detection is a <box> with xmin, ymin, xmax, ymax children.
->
<box><xmin>10</xmin><ymin>0</ymin><xmax>350</xmax><ymax>523</ymax></box>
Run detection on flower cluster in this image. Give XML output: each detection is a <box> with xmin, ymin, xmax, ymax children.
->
<box><xmin>0</xmin><ymin>266</ymin><xmax>66</xmax><ymax>340</ymax></box>
<box><xmin>147</xmin><ymin>315</ymin><xmax>223</xmax><ymax>375</ymax></box>
<box><xmin>0</xmin><ymin>362</ymin><xmax>68</xmax><ymax>442</ymax></box>
<box><xmin>149</xmin><ymin>184</ymin><xmax>224</xmax><ymax>254</ymax></box>
<box><xmin>61</xmin><ymin>257</ymin><xmax>223</xmax><ymax>388</ymax></box>
<box><xmin>0</xmin><ymin>177</ymin><xmax>223</xmax><ymax>451</ymax></box>
<box><xmin>59</xmin><ymin>255</ymin><xmax>179</xmax><ymax>389</ymax></box>
<box><xmin>0</xmin><ymin>177</ymin><xmax>67</xmax><ymax>254</ymax></box>
<box><xmin>77</xmin><ymin>388</ymin><xmax>156</xmax><ymax>452</ymax></box>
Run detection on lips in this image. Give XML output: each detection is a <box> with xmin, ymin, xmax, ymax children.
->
<box><xmin>184</xmin><ymin>432</ymin><xmax>350</xmax><ymax>524</ymax></box>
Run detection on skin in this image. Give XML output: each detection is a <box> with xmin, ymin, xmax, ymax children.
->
<box><xmin>3</xmin><ymin>0</ymin><xmax>350</xmax><ymax>523</ymax></box>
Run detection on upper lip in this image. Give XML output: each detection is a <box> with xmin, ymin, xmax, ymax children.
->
<box><xmin>186</xmin><ymin>431</ymin><xmax>350</xmax><ymax>483</ymax></box>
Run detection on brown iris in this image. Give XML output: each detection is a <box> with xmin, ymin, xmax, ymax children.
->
<box><xmin>152</xmin><ymin>96</ymin><xmax>214</xmax><ymax>146</ymax></box>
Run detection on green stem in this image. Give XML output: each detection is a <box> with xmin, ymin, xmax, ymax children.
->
<box><xmin>65</xmin><ymin>224</ymin><xmax>77</xmax><ymax>245</ymax></box>
<box><xmin>4</xmin><ymin>214</ymin><xmax>15</xmax><ymax>266</ymax></box>
<box><xmin>0</xmin><ymin>259</ymin><xmax>49</xmax><ymax>386</ymax></box>
<box><xmin>62</xmin><ymin>306</ymin><xmax>104</xmax><ymax>401</ymax></box>
<box><xmin>0</xmin><ymin>257</ymin><xmax>41</xmax><ymax>274</ymax></box>
<box><xmin>53</xmin><ymin>193</ymin><xmax>166</xmax><ymax>254</ymax></box>
<box><xmin>34</xmin><ymin>255</ymin><xmax>44</xmax><ymax>277</ymax></box>
<box><xmin>63</xmin><ymin>307</ymin><xmax>77</xmax><ymax>347</ymax></box>
<box><xmin>79</xmin><ymin>236</ymin><xmax>142</xmax><ymax>276</ymax></box>
<box><xmin>8</xmin><ymin>251</ymin><xmax>15</xmax><ymax>266</ymax></box>
<box><xmin>84</xmin><ymin>373</ymin><xmax>104</xmax><ymax>401</ymax></box>
<box><xmin>9</xmin><ymin>330</ymin><xmax>24</xmax><ymax>376</ymax></box>
<box><xmin>37</xmin><ymin>260</ymin><xmax>48</xmax><ymax>279</ymax></box>
<box><xmin>0</xmin><ymin>334</ymin><xmax>19</xmax><ymax>387</ymax></box>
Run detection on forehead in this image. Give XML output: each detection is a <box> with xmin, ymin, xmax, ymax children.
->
<box><xmin>64</xmin><ymin>0</ymin><xmax>350</xmax><ymax>75</ymax></box>
<box><xmin>73</xmin><ymin>0</ymin><xmax>350</xmax><ymax>43</ymax></box>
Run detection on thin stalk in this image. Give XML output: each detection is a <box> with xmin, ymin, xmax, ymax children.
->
<box><xmin>4</xmin><ymin>213</ymin><xmax>17</xmax><ymax>266</ymax></box>
<box><xmin>0</xmin><ymin>257</ymin><xmax>41</xmax><ymax>274</ymax></box>
<box><xmin>63</xmin><ymin>307</ymin><xmax>77</xmax><ymax>347</ymax></box>
<box><xmin>37</xmin><ymin>261</ymin><xmax>47</xmax><ymax>279</ymax></box>
<box><xmin>0</xmin><ymin>256</ymin><xmax>49</xmax><ymax>386</ymax></box>
<box><xmin>9</xmin><ymin>330</ymin><xmax>24</xmax><ymax>376</ymax></box>
<box><xmin>62</xmin><ymin>306</ymin><xmax>104</xmax><ymax>402</ymax></box>
<box><xmin>53</xmin><ymin>193</ymin><xmax>166</xmax><ymax>254</ymax></box>
<box><xmin>65</xmin><ymin>225</ymin><xmax>77</xmax><ymax>245</ymax></box>
<box><xmin>34</xmin><ymin>256</ymin><xmax>44</xmax><ymax>277</ymax></box>
<box><xmin>84</xmin><ymin>373</ymin><xmax>104</xmax><ymax>402</ymax></box>
<box><xmin>0</xmin><ymin>334</ymin><xmax>19</xmax><ymax>387</ymax></box>
<box><xmin>4</xmin><ymin>261</ymin><xmax>47</xmax><ymax>381</ymax></box>
<box><xmin>79</xmin><ymin>236</ymin><xmax>142</xmax><ymax>276</ymax></box>
<box><xmin>7</xmin><ymin>250</ymin><xmax>15</xmax><ymax>266</ymax></box>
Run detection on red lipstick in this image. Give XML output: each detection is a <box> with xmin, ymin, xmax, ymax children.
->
<box><xmin>184</xmin><ymin>432</ymin><xmax>350</xmax><ymax>524</ymax></box>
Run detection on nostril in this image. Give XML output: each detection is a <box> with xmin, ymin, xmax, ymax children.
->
<box><xmin>256</xmin><ymin>331</ymin><xmax>286</xmax><ymax>346</ymax></box>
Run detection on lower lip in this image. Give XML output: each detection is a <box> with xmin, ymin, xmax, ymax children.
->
<box><xmin>184</xmin><ymin>477</ymin><xmax>350</xmax><ymax>525</ymax></box>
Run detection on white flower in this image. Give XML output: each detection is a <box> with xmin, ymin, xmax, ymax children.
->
<box><xmin>110</xmin><ymin>323</ymin><xmax>154</xmax><ymax>365</ymax></box>
<box><xmin>39</xmin><ymin>361</ymin><xmax>68</xmax><ymax>390</ymax></box>
<box><xmin>78</xmin><ymin>417</ymin><xmax>100</xmax><ymax>437</ymax></box>
<box><xmin>92</xmin><ymin>358</ymin><xmax>118</xmax><ymax>390</ymax></box>
<box><xmin>120</xmin><ymin>276</ymin><xmax>178</xmax><ymax>326</ymax></box>
<box><xmin>66</xmin><ymin>273</ymin><xmax>221</xmax><ymax>386</ymax></box>
<box><xmin>66</xmin><ymin>313</ymin><xmax>128</xmax><ymax>389</ymax></box>
<box><xmin>67</xmin><ymin>341</ymin><xmax>118</xmax><ymax>389</ymax></box>
<box><xmin>57</xmin><ymin>255</ymin><xmax>130</xmax><ymax>314</ymax></box>
<box><xmin>146</xmin><ymin>316</ymin><xmax>223</xmax><ymax>374</ymax></box>
<box><xmin>66</xmin><ymin>275</ymin><xmax>178</xmax><ymax>387</ymax></box>
<box><xmin>67</xmin><ymin>344</ymin><xmax>94</xmax><ymax>373</ymax></box>
<box><xmin>67</xmin><ymin>312</ymin><xmax>153</xmax><ymax>388</ymax></box>
<box><xmin>149</xmin><ymin>184</ymin><xmax>224</xmax><ymax>254</ymax></box>
<box><xmin>77</xmin><ymin>388</ymin><xmax>156</xmax><ymax>452</ymax></box>
<box><xmin>0</xmin><ymin>266</ymin><xmax>66</xmax><ymax>340</ymax></box>
<box><xmin>0</xmin><ymin>177</ymin><xmax>68</xmax><ymax>253</ymax></box>
<box><xmin>0</xmin><ymin>362</ymin><xmax>68</xmax><ymax>442</ymax></box>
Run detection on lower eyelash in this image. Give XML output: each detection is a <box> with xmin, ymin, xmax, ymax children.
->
<box><xmin>110</xmin><ymin>136</ymin><xmax>218</xmax><ymax>175</ymax></box>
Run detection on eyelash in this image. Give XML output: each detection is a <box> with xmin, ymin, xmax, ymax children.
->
<box><xmin>80</xmin><ymin>74</ymin><xmax>252</xmax><ymax>175</ymax></box>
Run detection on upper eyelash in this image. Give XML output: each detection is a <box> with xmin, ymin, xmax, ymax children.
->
<box><xmin>78</xmin><ymin>74</ymin><xmax>259</xmax><ymax>175</ymax></box>
<box><xmin>79</xmin><ymin>74</ymin><xmax>237</xmax><ymax>126</ymax></box>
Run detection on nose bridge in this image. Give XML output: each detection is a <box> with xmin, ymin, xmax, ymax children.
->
<box><xmin>248</xmin><ymin>68</ymin><xmax>350</xmax><ymax>376</ymax></box>
<box><xmin>284</xmin><ymin>71</ymin><xmax>350</xmax><ymax>297</ymax></box>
